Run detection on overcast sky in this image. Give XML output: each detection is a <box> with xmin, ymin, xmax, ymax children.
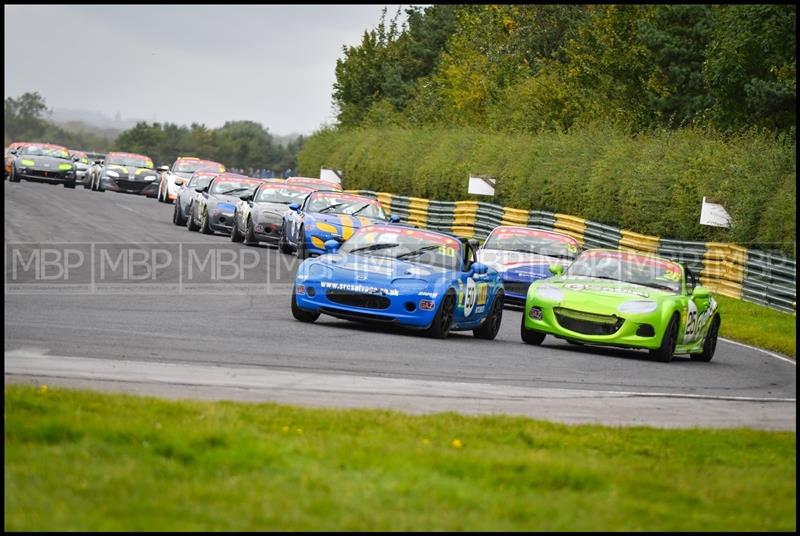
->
<box><xmin>4</xmin><ymin>4</ymin><xmax>408</xmax><ymax>136</ymax></box>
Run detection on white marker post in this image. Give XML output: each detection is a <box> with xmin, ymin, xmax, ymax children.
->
<box><xmin>468</xmin><ymin>175</ymin><xmax>495</xmax><ymax>196</ymax></box>
<box><xmin>699</xmin><ymin>197</ymin><xmax>732</xmax><ymax>228</ymax></box>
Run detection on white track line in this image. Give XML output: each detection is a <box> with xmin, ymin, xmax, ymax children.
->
<box><xmin>720</xmin><ymin>338</ymin><xmax>795</xmax><ymax>365</ymax></box>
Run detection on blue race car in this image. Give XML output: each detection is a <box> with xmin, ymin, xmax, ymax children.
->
<box><xmin>477</xmin><ymin>226</ymin><xmax>580</xmax><ymax>307</ymax></box>
<box><xmin>186</xmin><ymin>173</ymin><xmax>263</xmax><ymax>235</ymax></box>
<box><xmin>282</xmin><ymin>191</ymin><xmax>400</xmax><ymax>258</ymax></box>
<box><xmin>291</xmin><ymin>224</ymin><xmax>506</xmax><ymax>339</ymax></box>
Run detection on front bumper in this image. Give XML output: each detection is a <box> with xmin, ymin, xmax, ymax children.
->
<box><xmin>523</xmin><ymin>302</ymin><xmax>663</xmax><ymax>350</ymax></box>
<box><xmin>294</xmin><ymin>279</ymin><xmax>437</xmax><ymax>329</ymax></box>
<box><xmin>103</xmin><ymin>176</ymin><xmax>159</xmax><ymax>195</ymax></box>
<box><xmin>253</xmin><ymin>221</ymin><xmax>283</xmax><ymax>243</ymax></box>
<box><xmin>16</xmin><ymin>168</ymin><xmax>75</xmax><ymax>183</ymax></box>
<box><xmin>208</xmin><ymin>212</ymin><xmax>235</xmax><ymax>234</ymax></box>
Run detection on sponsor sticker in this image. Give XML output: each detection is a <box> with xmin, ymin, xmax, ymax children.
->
<box><xmin>419</xmin><ymin>299</ymin><xmax>435</xmax><ymax>311</ymax></box>
<box><xmin>529</xmin><ymin>307</ymin><xmax>543</xmax><ymax>320</ymax></box>
<box><xmin>296</xmin><ymin>284</ymin><xmax>306</xmax><ymax>295</ymax></box>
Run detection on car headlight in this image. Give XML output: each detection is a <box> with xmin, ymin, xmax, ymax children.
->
<box><xmin>20</xmin><ymin>159</ymin><xmax>35</xmax><ymax>167</ymax></box>
<box><xmin>58</xmin><ymin>163</ymin><xmax>73</xmax><ymax>171</ymax></box>
<box><xmin>536</xmin><ymin>285</ymin><xmax>564</xmax><ymax>302</ymax></box>
<box><xmin>106</xmin><ymin>170</ymin><xmax>119</xmax><ymax>178</ymax></box>
<box><xmin>617</xmin><ymin>300</ymin><xmax>658</xmax><ymax>314</ymax></box>
<box><xmin>143</xmin><ymin>175</ymin><xmax>157</xmax><ymax>181</ymax></box>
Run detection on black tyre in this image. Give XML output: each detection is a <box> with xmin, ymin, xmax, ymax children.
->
<box><xmin>244</xmin><ymin>217</ymin><xmax>258</xmax><ymax>245</ymax></box>
<box><xmin>691</xmin><ymin>315</ymin><xmax>720</xmax><ymax>363</ymax></box>
<box><xmin>297</xmin><ymin>226</ymin><xmax>309</xmax><ymax>259</ymax></box>
<box><xmin>426</xmin><ymin>291</ymin><xmax>455</xmax><ymax>339</ymax></box>
<box><xmin>279</xmin><ymin>226</ymin><xmax>293</xmax><ymax>254</ymax></box>
<box><xmin>173</xmin><ymin>202</ymin><xmax>187</xmax><ymax>226</ymax></box>
<box><xmin>291</xmin><ymin>289</ymin><xmax>319</xmax><ymax>323</ymax></box>
<box><xmin>187</xmin><ymin>205</ymin><xmax>199</xmax><ymax>232</ymax></box>
<box><xmin>64</xmin><ymin>181</ymin><xmax>76</xmax><ymax>189</ymax></box>
<box><xmin>230</xmin><ymin>214</ymin><xmax>244</xmax><ymax>242</ymax></box>
<box><xmin>473</xmin><ymin>291</ymin><xmax>504</xmax><ymax>340</ymax></box>
<box><xmin>520</xmin><ymin>311</ymin><xmax>546</xmax><ymax>345</ymax></box>
<box><xmin>199</xmin><ymin>207</ymin><xmax>213</xmax><ymax>234</ymax></box>
<box><xmin>650</xmin><ymin>313</ymin><xmax>679</xmax><ymax>363</ymax></box>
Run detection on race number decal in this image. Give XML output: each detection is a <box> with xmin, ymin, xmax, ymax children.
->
<box><xmin>463</xmin><ymin>278</ymin><xmax>477</xmax><ymax>317</ymax></box>
<box><xmin>684</xmin><ymin>301</ymin><xmax>699</xmax><ymax>343</ymax></box>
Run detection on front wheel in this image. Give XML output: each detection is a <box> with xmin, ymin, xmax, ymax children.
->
<box><xmin>691</xmin><ymin>315</ymin><xmax>720</xmax><ymax>362</ymax></box>
<box><xmin>244</xmin><ymin>217</ymin><xmax>258</xmax><ymax>245</ymax></box>
<box><xmin>64</xmin><ymin>181</ymin><xmax>76</xmax><ymax>189</ymax></box>
<box><xmin>297</xmin><ymin>226</ymin><xmax>309</xmax><ymax>259</ymax></box>
<box><xmin>230</xmin><ymin>214</ymin><xmax>244</xmax><ymax>242</ymax></box>
<box><xmin>279</xmin><ymin>225</ymin><xmax>293</xmax><ymax>254</ymax></box>
<box><xmin>199</xmin><ymin>207</ymin><xmax>213</xmax><ymax>235</ymax></box>
<box><xmin>173</xmin><ymin>202</ymin><xmax>186</xmax><ymax>226</ymax></box>
<box><xmin>520</xmin><ymin>311</ymin><xmax>545</xmax><ymax>345</ymax></box>
<box><xmin>650</xmin><ymin>313</ymin><xmax>679</xmax><ymax>363</ymax></box>
<box><xmin>473</xmin><ymin>291</ymin><xmax>504</xmax><ymax>340</ymax></box>
<box><xmin>291</xmin><ymin>289</ymin><xmax>319</xmax><ymax>323</ymax></box>
<box><xmin>426</xmin><ymin>292</ymin><xmax>455</xmax><ymax>339</ymax></box>
<box><xmin>187</xmin><ymin>205</ymin><xmax>199</xmax><ymax>232</ymax></box>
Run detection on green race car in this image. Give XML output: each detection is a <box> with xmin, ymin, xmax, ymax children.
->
<box><xmin>521</xmin><ymin>249</ymin><xmax>721</xmax><ymax>363</ymax></box>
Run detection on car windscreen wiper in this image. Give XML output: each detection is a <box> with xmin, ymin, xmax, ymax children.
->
<box><xmin>396</xmin><ymin>244</ymin><xmax>442</xmax><ymax>260</ymax></box>
<box><xmin>350</xmin><ymin>203</ymin><xmax>372</xmax><ymax>216</ymax></box>
<box><xmin>347</xmin><ymin>243</ymin><xmax>400</xmax><ymax>254</ymax></box>
<box><xmin>318</xmin><ymin>203</ymin><xmax>344</xmax><ymax>214</ymax></box>
<box><xmin>220</xmin><ymin>187</ymin><xmax>249</xmax><ymax>195</ymax></box>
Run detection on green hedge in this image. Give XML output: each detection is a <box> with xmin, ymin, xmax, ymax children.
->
<box><xmin>298</xmin><ymin>125</ymin><xmax>796</xmax><ymax>256</ymax></box>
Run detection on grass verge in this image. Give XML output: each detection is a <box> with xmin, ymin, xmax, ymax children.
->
<box><xmin>717</xmin><ymin>295</ymin><xmax>796</xmax><ymax>357</ymax></box>
<box><xmin>4</xmin><ymin>385</ymin><xmax>796</xmax><ymax>531</ymax></box>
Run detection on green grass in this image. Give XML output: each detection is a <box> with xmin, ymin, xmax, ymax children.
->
<box><xmin>717</xmin><ymin>295</ymin><xmax>796</xmax><ymax>357</ymax></box>
<box><xmin>4</xmin><ymin>386</ymin><xmax>796</xmax><ymax>531</ymax></box>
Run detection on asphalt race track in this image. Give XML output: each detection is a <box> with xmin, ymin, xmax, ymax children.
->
<box><xmin>4</xmin><ymin>180</ymin><xmax>796</xmax><ymax>430</ymax></box>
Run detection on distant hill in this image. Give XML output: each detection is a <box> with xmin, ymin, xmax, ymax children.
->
<box><xmin>49</xmin><ymin>108</ymin><xmax>144</xmax><ymax>131</ymax></box>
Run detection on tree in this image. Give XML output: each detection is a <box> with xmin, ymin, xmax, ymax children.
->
<box><xmin>704</xmin><ymin>4</ymin><xmax>796</xmax><ymax>131</ymax></box>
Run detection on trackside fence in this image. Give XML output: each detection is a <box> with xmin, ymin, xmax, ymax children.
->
<box><xmin>349</xmin><ymin>190</ymin><xmax>796</xmax><ymax>314</ymax></box>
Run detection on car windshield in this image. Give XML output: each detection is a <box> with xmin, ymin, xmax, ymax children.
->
<box><xmin>566</xmin><ymin>250</ymin><xmax>683</xmax><ymax>293</ymax></box>
<box><xmin>341</xmin><ymin>225</ymin><xmax>462</xmax><ymax>271</ymax></box>
<box><xmin>21</xmin><ymin>145</ymin><xmax>71</xmax><ymax>159</ymax></box>
<box><xmin>255</xmin><ymin>186</ymin><xmax>311</xmax><ymax>204</ymax></box>
<box><xmin>483</xmin><ymin>227</ymin><xmax>579</xmax><ymax>260</ymax></box>
<box><xmin>188</xmin><ymin>175</ymin><xmax>214</xmax><ymax>189</ymax></box>
<box><xmin>174</xmin><ymin>159</ymin><xmax>225</xmax><ymax>173</ymax></box>
<box><xmin>210</xmin><ymin>179</ymin><xmax>260</xmax><ymax>196</ymax></box>
<box><xmin>307</xmin><ymin>194</ymin><xmax>386</xmax><ymax>219</ymax></box>
<box><xmin>106</xmin><ymin>155</ymin><xmax>154</xmax><ymax>168</ymax></box>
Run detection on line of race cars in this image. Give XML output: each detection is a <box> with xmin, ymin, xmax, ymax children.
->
<box><xmin>5</xmin><ymin>142</ymin><xmax>722</xmax><ymax>363</ymax></box>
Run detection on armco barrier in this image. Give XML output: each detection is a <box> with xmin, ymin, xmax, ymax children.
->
<box><xmin>345</xmin><ymin>190</ymin><xmax>795</xmax><ymax>314</ymax></box>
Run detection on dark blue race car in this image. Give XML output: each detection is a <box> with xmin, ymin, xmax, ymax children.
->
<box><xmin>291</xmin><ymin>224</ymin><xmax>505</xmax><ymax>339</ymax></box>
<box><xmin>186</xmin><ymin>173</ymin><xmax>263</xmax><ymax>235</ymax></box>
<box><xmin>477</xmin><ymin>226</ymin><xmax>581</xmax><ymax>307</ymax></box>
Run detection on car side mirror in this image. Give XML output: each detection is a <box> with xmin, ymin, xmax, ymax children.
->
<box><xmin>389</xmin><ymin>214</ymin><xmax>400</xmax><ymax>223</ymax></box>
<box><xmin>289</xmin><ymin>202</ymin><xmax>301</xmax><ymax>212</ymax></box>
<box><xmin>239</xmin><ymin>193</ymin><xmax>252</xmax><ymax>201</ymax></box>
<box><xmin>158</xmin><ymin>165</ymin><xmax>169</xmax><ymax>172</ymax></box>
<box><xmin>195</xmin><ymin>186</ymin><xmax>208</xmax><ymax>193</ymax></box>
<box><xmin>72</xmin><ymin>156</ymin><xmax>80</xmax><ymax>162</ymax></box>
<box><xmin>469</xmin><ymin>261</ymin><xmax>488</xmax><ymax>275</ymax></box>
<box><xmin>692</xmin><ymin>286</ymin><xmax>710</xmax><ymax>298</ymax></box>
<box><xmin>94</xmin><ymin>160</ymin><xmax>103</xmax><ymax>164</ymax></box>
<box><xmin>9</xmin><ymin>150</ymin><xmax>18</xmax><ymax>155</ymax></box>
<box><xmin>324</xmin><ymin>239</ymin><xmax>340</xmax><ymax>253</ymax></box>
<box><xmin>549</xmin><ymin>264</ymin><xmax>564</xmax><ymax>276</ymax></box>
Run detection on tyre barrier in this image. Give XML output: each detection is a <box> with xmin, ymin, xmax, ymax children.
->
<box><xmin>347</xmin><ymin>190</ymin><xmax>796</xmax><ymax>314</ymax></box>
